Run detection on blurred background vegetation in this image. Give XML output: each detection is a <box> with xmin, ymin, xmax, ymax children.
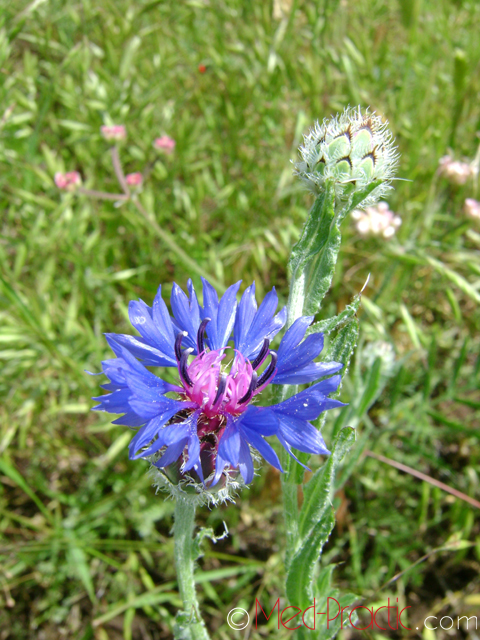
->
<box><xmin>0</xmin><ymin>0</ymin><xmax>479</xmax><ymax>638</ymax></box>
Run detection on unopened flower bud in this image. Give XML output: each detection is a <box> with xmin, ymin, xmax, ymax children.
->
<box><xmin>154</xmin><ymin>135</ymin><xmax>176</xmax><ymax>154</ymax></box>
<box><xmin>294</xmin><ymin>106</ymin><xmax>399</xmax><ymax>207</ymax></box>
<box><xmin>351</xmin><ymin>202</ymin><xmax>401</xmax><ymax>239</ymax></box>
<box><xmin>126</xmin><ymin>172</ymin><xmax>143</xmax><ymax>187</ymax></box>
<box><xmin>100</xmin><ymin>125</ymin><xmax>126</xmax><ymax>142</ymax></box>
<box><xmin>54</xmin><ymin>171</ymin><xmax>81</xmax><ymax>192</ymax></box>
<box><xmin>464</xmin><ymin>198</ymin><xmax>480</xmax><ymax>220</ymax></box>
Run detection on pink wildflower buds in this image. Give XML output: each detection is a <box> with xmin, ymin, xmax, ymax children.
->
<box><xmin>351</xmin><ymin>202</ymin><xmax>401</xmax><ymax>239</ymax></box>
<box><xmin>54</xmin><ymin>171</ymin><xmax>81</xmax><ymax>192</ymax></box>
<box><xmin>126</xmin><ymin>172</ymin><xmax>143</xmax><ymax>187</ymax></box>
<box><xmin>154</xmin><ymin>135</ymin><xmax>176</xmax><ymax>154</ymax></box>
<box><xmin>464</xmin><ymin>198</ymin><xmax>480</xmax><ymax>221</ymax></box>
<box><xmin>100</xmin><ymin>125</ymin><xmax>126</xmax><ymax>142</ymax></box>
<box><xmin>438</xmin><ymin>155</ymin><xmax>474</xmax><ymax>185</ymax></box>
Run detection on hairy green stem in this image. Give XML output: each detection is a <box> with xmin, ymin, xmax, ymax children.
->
<box><xmin>174</xmin><ymin>498</ymin><xmax>210</xmax><ymax>640</ymax></box>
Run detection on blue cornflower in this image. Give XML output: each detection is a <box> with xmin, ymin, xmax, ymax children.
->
<box><xmin>93</xmin><ymin>278</ymin><xmax>344</xmax><ymax>489</ymax></box>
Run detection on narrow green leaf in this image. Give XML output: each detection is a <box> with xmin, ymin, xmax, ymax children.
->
<box><xmin>306</xmin><ymin>295</ymin><xmax>361</xmax><ymax>337</ymax></box>
<box><xmin>286</xmin><ymin>509</ymin><xmax>335</xmax><ymax>610</ymax></box>
<box><xmin>298</xmin><ymin>427</ymin><xmax>355</xmax><ymax>542</ymax></box>
<box><xmin>303</xmin><ymin>223</ymin><xmax>342</xmax><ymax>315</ymax></box>
<box><xmin>325</xmin><ymin>318</ymin><xmax>359</xmax><ymax>382</ymax></box>
<box><xmin>288</xmin><ymin>180</ymin><xmax>336</xmax><ymax>278</ymax></box>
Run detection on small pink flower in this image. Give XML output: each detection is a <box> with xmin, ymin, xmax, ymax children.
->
<box><xmin>100</xmin><ymin>125</ymin><xmax>126</xmax><ymax>142</ymax></box>
<box><xmin>154</xmin><ymin>135</ymin><xmax>176</xmax><ymax>154</ymax></box>
<box><xmin>438</xmin><ymin>155</ymin><xmax>474</xmax><ymax>185</ymax></box>
<box><xmin>351</xmin><ymin>202</ymin><xmax>401</xmax><ymax>239</ymax></box>
<box><xmin>126</xmin><ymin>172</ymin><xmax>143</xmax><ymax>187</ymax></box>
<box><xmin>54</xmin><ymin>171</ymin><xmax>81</xmax><ymax>192</ymax></box>
<box><xmin>464</xmin><ymin>198</ymin><xmax>480</xmax><ymax>220</ymax></box>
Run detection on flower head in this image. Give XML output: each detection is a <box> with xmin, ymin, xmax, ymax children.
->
<box><xmin>294</xmin><ymin>106</ymin><xmax>399</xmax><ymax>207</ymax></box>
<box><xmin>464</xmin><ymin>198</ymin><xmax>480</xmax><ymax>220</ymax></box>
<box><xmin>351</xmin><ymin>202</ymin><xmax>401</xmax><ymax>239</ymax></box>
<box><xmin>92</xmin><ymin>279</ymin><xmax>344</xmax><ymax>503</ymax></box>
<box><xmin>154</xmin><ymin>135</ymin><xmax>176</xmax><ymax>154</ymax></box>
<box><xmin>101</xmin><ymin>125</ymin><xmax>126</xmax><ymax>142</ymax></box>
<box><xmin>54</xmin><ymin>171</ymin><xmax>81</xmax><ymax>192</ymax></box>
<box><xmin>126</xmin><ymin>172</ymin><xmax>143</xmax><ymax>187</ymax></box>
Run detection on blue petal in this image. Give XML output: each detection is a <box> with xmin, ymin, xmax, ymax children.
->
<box><xmin>307</xmin><ymin>374</ymin><xmax>343</xmax><ymax>398</ymax></box>
<box><xmin>202</xmin><ymin>278</ymin><xmax>241</xmax><ymax>350</ymax></box>
<box><xmin>108</xmin><ymin>333</ymin><xmax>177</xmax><ymax>367</ymax></box>
<box><xmin>275</xmin><ymin>321</ymin><xmax>319</xmax><ymax>377</ymax></box>
<box><xmin>273</xmin><ymin>360</ymin><xmax>343</xmax><ymax>385</ymax></box>
<box><xmin>152</xmin><ymin>285</ymin><xmax>177</xmax><ymax>351</ymax></box>
<box><xmin>108</xmin><ymin>342</ymin><xmax>178</xmax><ymax>392</ymax></box>
<box><xmin>240</xmin><ymin>425</ymin><xmax>283</xmax><ymax>472</ymax></box>
<box><xmin>129</xmin><ymin>394</ymin><xmax>187</xmax><ymax>421</ymax></box>
<box><xmin>275</xmin><ymin>414</ymin><xmax>330</xmax><ymax>456</ymax></box>
<box><xmin>179</xmin><ymin>411</ymin><xmax>202</xmax><ymax>478</ymax></box>
<box><xmin>217</xmin><ymin>418</ymin><xmax>241</xmax><ymax>468</ymax></box>
<box><xmin>129</xmin><ymin>404</ymin><xmax>187</xmax><ymax>457</ymax></box>
<box><xmin>112</xmin><ymin>411</ymin><xmax>146</xmax><ymax>427</ymax></box>
<box><xmin>277</xmin><ymin>316</ymin><xmax>315</xmax><ymax>361</ymax></box>
<box><xmin>234</xmin><ymin>285</ymin><xmax>287</xmax><ymax>359</ymax></box>
<box><xmin>128</xmin><ymin>298</ymin><xmax>176</xmax><ymax>361</ymax></box>
<box><xmin>234</xmin><ymin>282</ymin><xmax>257</xmax><ymax>352</ymax></box>
<box><xmin>170</xmin><ymin>280</ymin><xmax>202</xmax><ymax>352</ymax></box>
<box><xmin>123</xmin><ymin>370</ymin><xmax>175</xmax><ymax>403</ymax></box>
<box><xmin>276</xmin><ymin>432</ymin><xmax>311</xmax><ymax>471</ymax></box>
<box><xmin>92</xmin><ymin>388</ymin><xmax>133</xmax><ymax>414</ymax></box>
<box><xmin>212</xmin><ymin>450</ymin><xmax>228</xmax><ymax>486</ymax></box>
<box><xmin>237</xmin><ymin>405</ymin><xmax>278</xmax><ymax>436</ymax></box>
<box><xmin>271</xmin><ymin>376</ymin><xmax>343</xmax><ymax>421</ymax></box>
<box><xmin>155</xmin><ymin>438</ymin><xmax>188</xmax><ymax>468</ymax></box>
<box><xmin>201</xmin><ymin>278</ymin><xmax>219</xmax><ymax>326</ymax></box>
<box><xmin>238</xmin><ymin>438</ymin><xmax>254</xmax><ymax>484</ymax></box>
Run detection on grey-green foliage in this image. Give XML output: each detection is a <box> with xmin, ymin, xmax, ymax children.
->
<box><xmin>289</xmin><ymin>178</ymin><xmax>381</xmax><ymax>316</ymax></box>
<box><xmin>285</xmin><ymin>428</ymin><xmax>356</xmax><ymax>638</ymax></box>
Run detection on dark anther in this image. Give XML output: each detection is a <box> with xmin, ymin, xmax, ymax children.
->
<box><xmin>256</xmin><ymin>351</ymin><xmax>278</xmax><ymax>389</ymax></box>
<box><xmin>213</xmin><ymin>373</ymin><xmax>227</xmax><ymax>407</ymax></box>
<box><xmin>197</xmin><ymin>317</ymin><xmax>211</xmax><ymax>355</ymax></box>
<box><xmin>251</xmin><ymin>339</ymin><xmax>270</xmax><ymax>370</ymax></box>
<box><xmin>179</xmin><ymin>348</ymin><xmax>194</xmax><ymax>386</ymax></box>
<box><xmin>239</xmin><ymin>371</ymin><xmax>258</xmax><ymax>405</ymax></box>
<box><xmin>175</xmin><ymin>331</ymin><xmax>187</xmax><ymax>362</ymax></box>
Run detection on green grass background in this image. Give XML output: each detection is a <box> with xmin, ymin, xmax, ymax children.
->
<box><xmin>0</xmin><ymin>0</ymin><xmax>479</xmax><ymax>638</ymax></box>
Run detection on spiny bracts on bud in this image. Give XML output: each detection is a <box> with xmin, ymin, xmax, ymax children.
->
<box><xmin>294</xmin><ymin>106</ymin><xmax>399</xmax><ymax>208</ymax></box>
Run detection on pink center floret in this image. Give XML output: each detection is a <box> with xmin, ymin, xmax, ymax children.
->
<box><xmin>182</xmin><ymin>349</ymin><xmax>256</xmax><ymax>418</ymax></box>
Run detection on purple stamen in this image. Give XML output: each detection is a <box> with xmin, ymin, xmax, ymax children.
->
<box><xmin>251</xmin><ymin>338</ymin><xmax>270</xmax><ymax>370</ymax></box>
<box><xmin>179</xmin><ymin>348</ymin><xmax>194</xmax><ymax>386</ymax></box>
<box><xmin>175</xmin><ymin>331</ymin><xmax>187</xmax><ymax>362</ymax></box>
<box><xmin>212</xmin><ymin>372</ymin><xmax>227</xmax><ymax>407</ymax></box>
<box><xmin>256</xmin><ymin>350</ymin><xmax>277</xmax><ymax>389</ymax></box>
<box><xmin>239</xmin><ymin>371</ymin><xmax>258</xmax><ymax>404</ymax></box>
<box><xmin>197</xmin><ymin>317</ymin><xmax>211</xmax><ymax>355</ymax></box>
